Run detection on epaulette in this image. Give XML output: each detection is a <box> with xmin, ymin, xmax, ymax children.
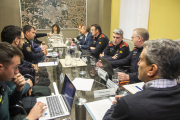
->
<box><xmin>119</xmin><ymin>41</ymin><xmax>129</xmax><ymax>48</ymax></box>
<box><xmin>109</xmin><ymin>43</ymin><xmax>113</xmax><ymax>46</ymax></box>
<box><xmin>98</xmin><ymin>34</ymin><xmax>105</xmax><ymax>40</ymax></box>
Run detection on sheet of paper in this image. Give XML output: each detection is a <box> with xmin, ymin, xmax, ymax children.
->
<box><xmin>85</xmin><ymin>99</ymin><xmax>112</xmax><ymax>120</ymax></box>
<box><xmin>109</xmin><ymin>97</ymin><xmax>115</xmax><ymax>102</ymax></box>
<box><xmin>38</xmin><ymin>62</ymin><xmax>58</xmax><ymax>67</ymax></box>
<box><xmin>46</xmin><ymin>52</ymin><xmax>58</xmax><ymax>57</ymax></box>
<box><xmin>123</xmin><ymin>82</ymin><xmax>144</xmax><ymax>94</ymax></box>
<box><xmin>47</xmin><ymin>48</ymin><xmax>53</xmax><ymax>51</ymax></box>
<box><xmin>72</xmin><ymin>78</ymin><xmax>94</xmax><ymax>91</ymax></box>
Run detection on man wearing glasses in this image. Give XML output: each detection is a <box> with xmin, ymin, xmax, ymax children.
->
<box><xmin>97</xmin><ymin>28</ymin><xmax>149</xmax><ymax>84</ymax></box>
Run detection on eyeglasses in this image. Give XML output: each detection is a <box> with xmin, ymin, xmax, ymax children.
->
<box><xmin>131</xmin><ymin>36</ymin><xmax>139</xmax><ymax>39</ymax></box>
<box><xmin>18</xmin><ymin>38</ymin><xmax>26</xmax><ymax>41</ymax></box>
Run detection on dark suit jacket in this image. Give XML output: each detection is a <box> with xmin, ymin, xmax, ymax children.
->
<box><xmin>78</xmin><ymin>32</ymin><xmax>93</xmax><ymax>50</ymax></box>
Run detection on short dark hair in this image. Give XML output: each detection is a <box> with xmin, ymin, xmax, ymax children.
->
<box><xmin>143</xmin><ymin>39</ymin><xmax>180</xmax><ymax>79</ymax></box>
<box><xmin>1</xmin><ymin>25</ymin><xmax>22</xmax><ymax>44</ymax></box>
<box><xmin>52</xmin><ymin>24</ymin><xmax>60</xmax><ymax>34</ymax></box>
<box><xmin>83</xmin><ymin>25</ymin><xmax>90</xmax><ymax>32</ymax></box>
<box><xmin>0</xmin><ymin>42</ymin><xmax>23</xmax><ymax>68</ymax></box>
<box><xmin>91</xmin><ymin>24</ymin><xmax>102</xmax><ymax>33</ymax></box>
<box><xmin>23</xmin><ymin>25</ymin><xmax>34</xmax><ymax>34</ymax></box>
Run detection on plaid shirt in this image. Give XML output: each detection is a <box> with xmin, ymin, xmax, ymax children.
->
<box><xmin>144</xmin><ymin>79</ymin><xmax>177</xmax><ymax>89</ymax></box>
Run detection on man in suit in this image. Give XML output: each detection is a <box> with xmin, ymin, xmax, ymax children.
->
<box><xmin>103</xmin><ymin>39</ymin><xmax>180</xmax><ymax>120</ymax></box>
<box><xmin>77</xmin><ymin>25</ymin><xmax>93</xmax><ymax>50</ymax></box>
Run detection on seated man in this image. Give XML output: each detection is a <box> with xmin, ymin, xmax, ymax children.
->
<box><xmin>100</xmin><ymin>28</ymin><xmax>129</xmax><ymax>61</ymax></box>
<box><xmin>0</xmin><ymin>42</ymin><xmax>46</xmax><ymax>120</ymax></box>
<box><xmin>72</xmin><ymin>25</ymin><xmax>93</xmax><ymax>51</ymax></box>
<box><xmin>22</xmin><ymin>25</ymin><xmax>47</xmax><ymax>64</ymax></box>
<box><xmin>87</xmin><ymin>24</ymin><xmax>109</xmax><ymax>59</ymax></box>
<box><xmin>69</xmin><ymin>24</ymin><xmax>83</xmax><ymax>44</ymax></box>
<box><xmin>1</xmin><ymin>25</ymin><xmax>51</xmax><ymax>113</ymax></box>
<box><xmin>97</xmin><ymin>28</ymin><xmax>149</xmax><ymax>84</ymax></box>
<box><xmin>103</xmin><ymin>39</ymin><xmax>180</xmax><ymax>120</ymax></box>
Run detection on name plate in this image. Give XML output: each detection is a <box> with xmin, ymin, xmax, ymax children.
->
<box><xmin>106</xmin><ymin>79</ymin><xmax>119</xmax><ymax>91</ymax></box>
<box><xmin>82</xmin><ymin>57</ymin><xmax>87</xmax><ymax>63</ymax></box>
<box><xmin>94</xmin><ymin>88</ymin><xmax>115</xmax><ymax>98</ymax></box>
<box><xmin>98</xmin><ymin>68</ymin><xmax>107</xmax><ymax>81</ymax></box>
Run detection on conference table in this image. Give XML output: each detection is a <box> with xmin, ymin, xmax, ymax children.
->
<box><xmin>39</xmin><ymin>46</ymin><xmax>112</xmax><ymax>120</ymax></box>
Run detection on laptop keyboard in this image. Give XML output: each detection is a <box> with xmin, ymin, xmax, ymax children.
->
<box><xmin>46</xmin><ymin>96</ymin><xmax>65</xmax><ymax>117</ymax></box>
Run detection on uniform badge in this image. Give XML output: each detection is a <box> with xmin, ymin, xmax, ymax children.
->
<box><xmin>99</xmin><ymin>42</ymin><xmax>101</xmax><ymax>44</ymax></box>
<box><xmin>26</xmin><ymin>47</ymin><xmax>31</xmax><ymax>52</ymax></box>
<box><xmin>120</xmin><ymin>51</ymin><xmax>123</xmax><ymax>53</ymax></box>
<box><xmin>110</xmin><ymin>50</ymin><xmax>112</xmax><ymax>52</ymax></box>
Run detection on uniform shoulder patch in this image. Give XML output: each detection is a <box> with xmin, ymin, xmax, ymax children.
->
<box><xmin>120</xmin><ymin>41</ymin><xmax>129</xmax><ymax>48</ymax></box>
<box><xmin>26</xmin><ymin>47</ymin><xmax>31</xmax><ymax>52</ymax></box>
<box><xmin>98</xmin><ymin>34</ymin><xmax>105</xmax><ymax>40</ymax></box>
<box><xmin>109</xmin><ymin>43</ymin><xmax>113</xmax><ymax>46</ymax></box>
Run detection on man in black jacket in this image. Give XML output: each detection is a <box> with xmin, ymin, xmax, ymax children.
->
<box><xmin>100</xmin><ymin>28</ymin><xmax>129</xmax><ymax>61</ymax></box>
<box><xmin>103</xmin><ymin>39</ymin><xmax>180</xmax><ymax>120</ymax></box>
<box><xmin>88</xmin><ymin>24</ymin><xmax>109</xmax><ymax>59</ymax></box>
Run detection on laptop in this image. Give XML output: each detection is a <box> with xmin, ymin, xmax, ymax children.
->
<box><xmin>99</xmin><ymin>57</ymin><xmax>114</xmax><ymax>75</ymax></box>
<box><xmin>37</xmin><ymin>74</ymin><xmax>76</xmax><ymax>120</ymax></box>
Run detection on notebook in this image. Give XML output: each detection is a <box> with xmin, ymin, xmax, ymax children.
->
<box><xmin>37</xmin><ymin>74</ymin><xmax>76</xmax><ymax>120</ymax></box>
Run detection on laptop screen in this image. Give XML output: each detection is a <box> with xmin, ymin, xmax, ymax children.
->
<box><xmin>61</xmin><ymin>74</ymin><xmax>76</xmax><ymax>111</ymax></box>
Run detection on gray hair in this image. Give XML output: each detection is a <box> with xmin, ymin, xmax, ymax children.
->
<box><xmin>174</xmin><ymin>39</ymin><xmax>180</xmax><ymax>44</ymax></box>
<box><xmin>143</xmin><ymin>39</ymin><xmax>180</xmax><ymax>79</ymax></box>
<box><xmin>113</xmin><ymin>28</ymin><xmax>123</xmax><ymax>37</ymax></box>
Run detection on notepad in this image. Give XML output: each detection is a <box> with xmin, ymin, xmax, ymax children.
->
<box><xmin>38</xmin><ymin>62</ymin><xmax>58</xmax><ymax>67</ymax></box>
<box><xmin>84</xmin><ymin>99</ymin><xmax>113</xmax><ymax>120</ymax></box>
<box><xmin>123</xmin><ymin>82</ymin><xmax>144</xmax><ymax>94</ymax></box>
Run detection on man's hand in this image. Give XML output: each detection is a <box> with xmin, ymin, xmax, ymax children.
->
<box><xmin>26</xmin><ymin>88</ymin><xmax>33</xmax><ymax>96</ymax></box>
<box><xmin>117</xmin><ymin>72</ymin><xmax>129</xmax><ymax>81</ymax></box>
<box><xmin>13</xmin><ymin>73</ymin><xmax>26</xmax><ymax>91</ymax></box>
<box><xmin>26</xmin><ymin>102</ymin><xmax>47</xmax><ymax>120</ymax></box>
<box><xmin>112</xmin><ymin>54</ymin><xmax>118</xmax><ymax>59</ymax></box>
<box><xmin>42</xmin><ymin>49</ymin><xmax>48</xmax><ymax>55</ymax></box>
<box><xmin>90</xmin><ymin>47</ymin><xmax>95</xmax><ymax>50</ymax></box>
<box><xmin>26</xmin><ymin>79</ymin><xmax>33</xmax><ymax>87</ymax></box>
<box><xmin>112</xmin><ymin>95</ymin><xmax>123</xmax><ymax>104</ymax></box>
<box><xmin>96</xmin><ymin>60</ymin><xmax>103</xmax><ymax>68</ymax></box>
<box><xmin>42</xmin><ymin>41</ymin><xmax>46</xmax><ymax>45</ymax></box>
<box><xmin>99</xmin><ymin>52</ymin><xmax>104</xmax><ymax>57</ymax></box>
<box><xmin>32</xmin><ymin>64</ymin><xmax>38</xmax><ymax>72</ymax></box>
<box><xmin>69</xmin><ymin>38</ymin><xmax>73</xmax><ymax>44</ymax></box>
<box><xmin>71</xmin><ymin>43</ymin><xmax>76</xmax><ymax>46</ymax></box>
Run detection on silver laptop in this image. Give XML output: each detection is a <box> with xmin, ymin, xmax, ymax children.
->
<box><xmin>37</xmin><ymin>74</ymin><xmax>76</xmax><ymax>120</ymax></box>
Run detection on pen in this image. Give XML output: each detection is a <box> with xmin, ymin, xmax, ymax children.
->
<box><xmin>119</xmin><ymin>80</ymin><xmax>130</xmax><ymax>85</ymax></box>
<box><xmin>135</xmin><ymin>86</ymin><xmax>142</xmax><ymax>91</ymax></box>
<box><xmin>54</xmin><ymin>61</ymin><xmax>55</xmax><ymax>64</ymax></box>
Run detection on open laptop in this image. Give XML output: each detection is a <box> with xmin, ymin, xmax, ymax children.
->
<box><xmin>99</xmin><ymin>57</ymin><xmax>114</xmax><ymax>75</ymax></box>
<box><xmin>37</xmin><ymin>74</ymin><xmax>76</xmax><ymax>120</ymax></box>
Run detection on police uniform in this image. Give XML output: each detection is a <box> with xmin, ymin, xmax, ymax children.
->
<box><xmin>0</xmin><ymin>81</ymin><xmax>23</xmax><ymax>120</ymax></box>
<box><xmin>22</xmin><ymin>38</ymin><xmax>44</xmax><ymax>63</ymax></box>
<box><xmin>110</xmin><ymin>47</ymin><xmax>143</xmax><ymax>83</ymax></box>
<box><xmin>103</xmin><ymin>41</ymin><xmax>130</xmax><ymax>61</ymax></box>
<box><xmin>19</xmin><ymin>59</ymin><xmax>35</xmax><ymax>77</ymax></box>
<box><xmin>88</xmin><ymin>33</ymin><xmax>109</xmax><ymax>58</ymax></box>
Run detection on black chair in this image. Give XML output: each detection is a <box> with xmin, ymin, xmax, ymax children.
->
<box><xmin>9</xmin><ymin>101</ymin><xmax>27</xmax><ymax>117</ymax></box>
